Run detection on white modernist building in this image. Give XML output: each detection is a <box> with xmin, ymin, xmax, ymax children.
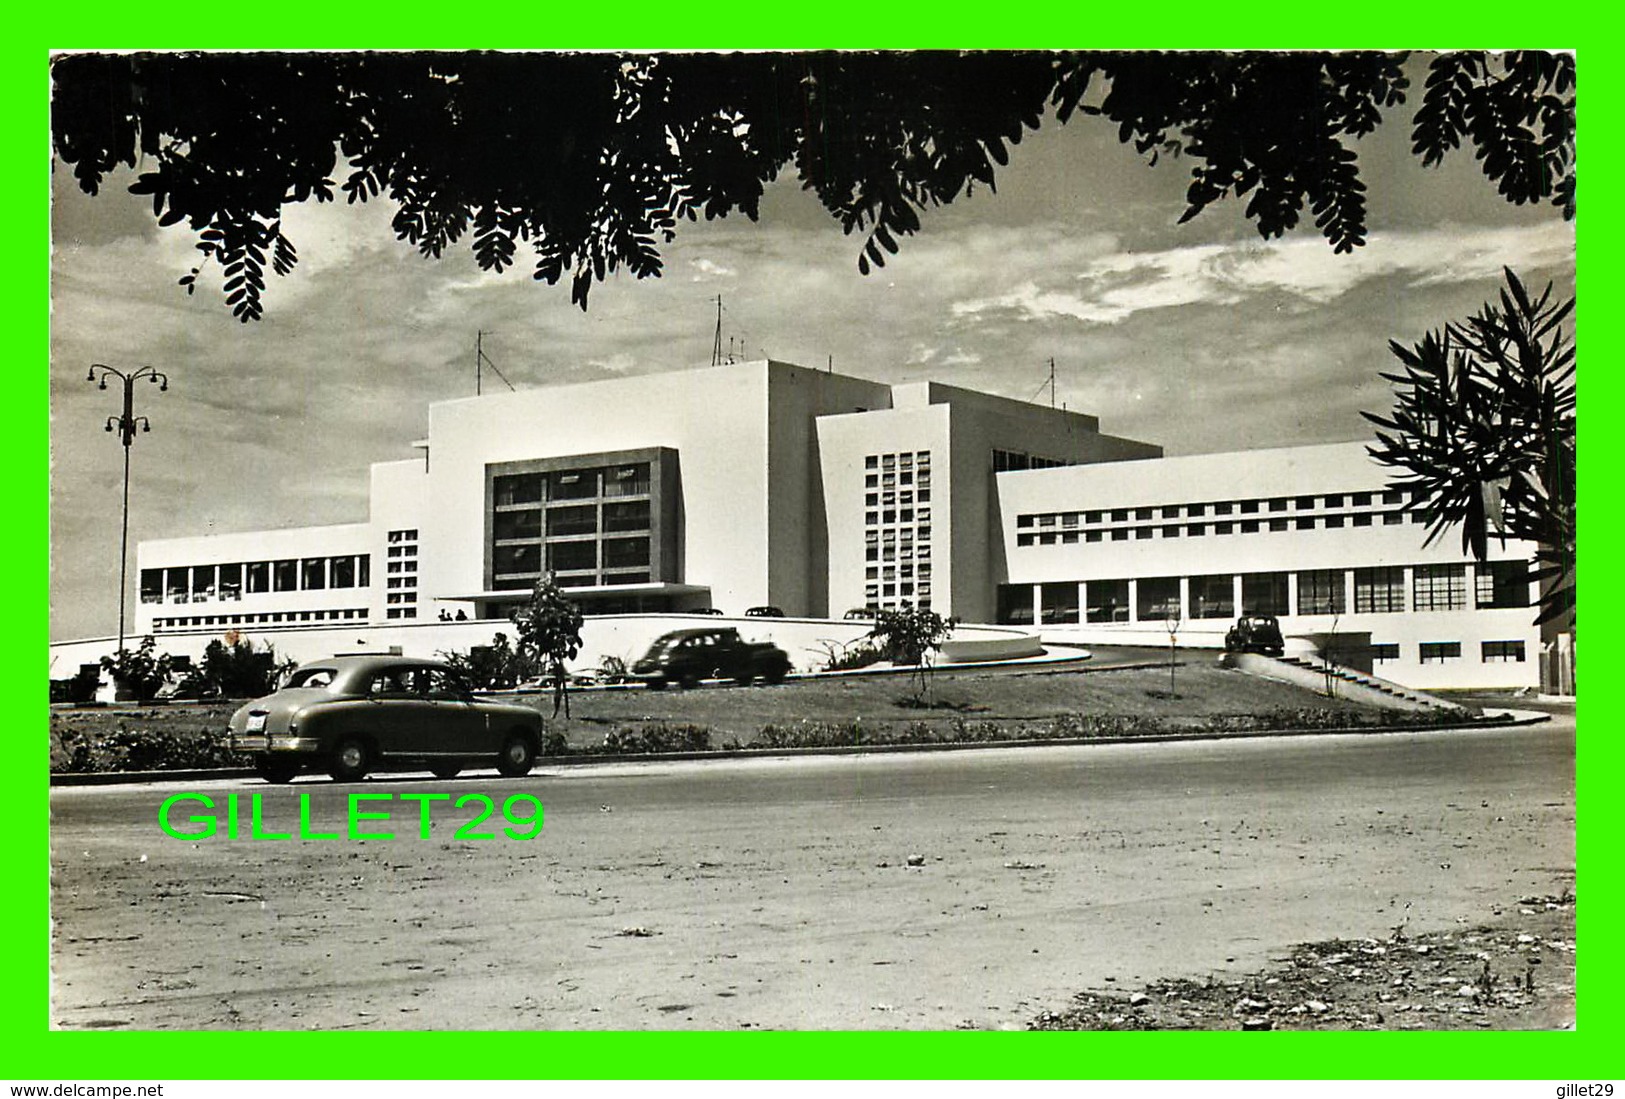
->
<box><xmin>86</xmin><ymin>359</ymin><xmax>1547</xmax><ymax>690</ymax></box>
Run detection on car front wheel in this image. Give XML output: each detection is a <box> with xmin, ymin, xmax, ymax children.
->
<box><xmin>497</xmin><ymin>734</ymin><xmax>536</xmax><ymax>778</ymax></box>
<box><xmin>329</xmin><ymin>737</ymin><xmax>370</xmax><ymax>782</ymax></box>
<box><xmin>430</xmin><ymin>764</ymin><xmax>461</xmax><ymax>780</ymax></box>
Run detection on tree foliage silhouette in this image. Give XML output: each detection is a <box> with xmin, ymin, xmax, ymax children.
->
<box><xmin>52</xmin><ymin>51</ymin><xmax>1574</xmax><ymax>321</ymax></box>
<box><xmin>1363</xmin><ymin>268</ymin><xmax>1575</xmax><ymax>627</ymax></box>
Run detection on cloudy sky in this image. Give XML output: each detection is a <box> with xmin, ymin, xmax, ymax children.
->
<box><xmin>48</xmin><ymin>54</ymin><xmax>1576</xmax><ymax>643</ymax></box>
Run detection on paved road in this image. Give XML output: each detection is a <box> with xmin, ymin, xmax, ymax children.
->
<box><xmin>49</xmin><ymin>720</ymin><xmax>1574</xmax><ymax>1030</ymax></box>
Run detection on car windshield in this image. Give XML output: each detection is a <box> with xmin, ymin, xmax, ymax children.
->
<box><xmin>285</xmin><ymin>667</ymin><xmax>338</xmax><ymax>690</ymax></box>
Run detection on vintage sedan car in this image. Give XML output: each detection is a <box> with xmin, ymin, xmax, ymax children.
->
<box><xmin>630</xmin><ymin>627</ymin><xmax>792</xmax><ymax>689</ymax></box>
<box><xmin>1224</xmin><ymin>614</ymin><xmax>1286</xmax><ymax>657</ymax></box>
<box><xmin>223</xmin><ymin>654</ymin><xmax>547</xmax><ymax>783</ymax></box>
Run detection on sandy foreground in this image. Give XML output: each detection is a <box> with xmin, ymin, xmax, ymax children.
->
<box><xmin>49</xmin><ymin>724</ymin><xmax>1575</xmax><ymax>1030</ymax></box>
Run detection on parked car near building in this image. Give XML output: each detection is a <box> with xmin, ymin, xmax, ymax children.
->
<box><xmin>1224</xmin><ymin>614</ymin><xmax>1286</xmax><ymax>657</ymax></box>
<box><xmin>630</xmin><ymin>628</ymin><xmax>792</xmax><ymax>689</ymax></box>
<box><xmin>223</xmin><ymin>654</ymin><xmax>547</xmax><ymax>783</ymax></box>
<box><xmin>744</xmin><ymin>605</ymin><xmax>785</xmax><ymax>618</ymax></box>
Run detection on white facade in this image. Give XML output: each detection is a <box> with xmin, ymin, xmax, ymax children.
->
<box><xmin>60</xmin><ymin>360</ymin><xmax>1543</xmax><ymax>691</ymax></box>
<box><xmin>994</xmin><ymin>442</ymin><xmax>1541</xmax><ymax>690</ymax></box>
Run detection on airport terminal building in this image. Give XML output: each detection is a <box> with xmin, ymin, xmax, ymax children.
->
<box><xmin>125</xmin><ymin>359</ymin><xmax>1552</xmax><ymax>690</ymax></box>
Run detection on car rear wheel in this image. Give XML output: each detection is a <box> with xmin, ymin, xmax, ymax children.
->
<box><xmin>497</xmin><ymin>734</ymin><xmax>536</xmax><ymax>778</ymax></box>
<box><xmin>430</xmin><ymin>764</ymin><xmax>461</xmax><ymax>780</ymax></box>
<box><xmin>644</xmin><ymin>676</ymin><xmax>667</xmax><ymax>691</ymax></box>
<box><xmin>733</xmin><ymin>673</ymin><xmax>754</xmax><ymax>687</ymax></box>
<box><xmin>679</xmin><ymin>671</ymin><xmax>701</xmax><ymax>690</ymax></box>
<box><xmin>763</xmin><ymin>663</ymin><xmax>788</xmax><ymax>685</ymax></box>
<box><xmin>329</xmin><ymin>737</ymin><xmax>370</xmax><ymax>782</ymax></box>
<box><xmin>255</xmin><ymin>755</ymin><xmax>299</xmax><ymax>784</ymax></box>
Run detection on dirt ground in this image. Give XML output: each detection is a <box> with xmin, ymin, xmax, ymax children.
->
<box><xmin>1032</xmin><ymin>891</ymin><xmax>1576</xmax><ymax>1030</ymax></box>
<box><xmin>50</xmin><ymin>723</ymin><xmax>1574</xmax><ymax>1031</ymax></box>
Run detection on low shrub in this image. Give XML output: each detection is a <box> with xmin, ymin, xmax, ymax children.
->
<box><xmin>601</xmin><ymin>723</ymin><xmax>712</xmax><ymax>754</ymax></box>
<box><xmin>50</xmin><ymin>714</ymin><xmax>248</xmax><ymax>773</ymax></box>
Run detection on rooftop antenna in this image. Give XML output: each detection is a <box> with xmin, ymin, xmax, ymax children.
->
<box><xmin>475</xmin><ymin>331</ymin><xmax>517</xmax><ymax>395</ymax></box>
<box><xmin>828</xmin><ymin>354</ymin><xmax>833</xmax><ymax>374</ymax></box>
<box><xmin>1048</xmin><ymin>357</ymin><xmax>1057</xmax><ymax>408</ymax></box>
<box><xmin>711</xmin><ymin>295</ymin><xmax>724</xmax><ymax>367</ymax></box>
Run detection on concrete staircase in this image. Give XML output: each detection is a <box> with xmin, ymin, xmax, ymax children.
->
<box><xmin>1222</xmin><ymin>651</ymin><xmax>1465</xmax><ymax>714</ymax></box>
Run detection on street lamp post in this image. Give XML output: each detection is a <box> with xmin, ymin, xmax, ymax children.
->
<box><xmin>87</xmin><ymin>364</ymin><xmax>167</xmax><ymax>656</ymax></box>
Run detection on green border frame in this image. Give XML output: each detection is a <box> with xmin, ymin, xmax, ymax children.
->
<box><xmin>20</xmin><ymin>9</ymin><xmax>1615</xmax><ymax>1081</ymax></box>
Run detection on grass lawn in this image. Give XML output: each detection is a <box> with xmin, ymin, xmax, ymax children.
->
<box><xmin>52</xmin><ymin>653</ymin><xmax>1464</xmax><ymax>772</ymax></box>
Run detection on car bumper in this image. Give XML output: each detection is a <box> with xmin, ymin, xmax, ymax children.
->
<box><xmin>224</xmin><ymin>735</ymin><xmax>323</xmax><ymax>754</ymax></box>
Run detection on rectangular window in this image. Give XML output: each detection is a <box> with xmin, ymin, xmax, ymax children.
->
<box><xmin>548</xmin><ymin>541</ymin><xmax>596</xmax><ymax>573</ymax></box>
<box><xmin>1241</xmin><ymin>572</ymin><xmax>1289</xmax><ymax>616</ymax></box>
<box><xmin>1475</xmin><ymin>560</ymin><xmax>1531</xmax><ymax>609</ymax></box>
<box><xmin>1136</xmin><ymin>576</ymin><xmax>1181</xmax><ymax>621</ymax></box>
<box><xmin>547</xmin><ymin>505</ymin><xmax>597</xmax><ymax>537</ymax></box>
<box><xmin>358</xmin><ymin>555</ymin><xmax>370</xmax><ymax>587</ymax></box>
<box><xmin>246</xmin><ymin>561</ymin><xmax>269</xmax><ymax>594</ymax></box>
<box><xmin>190</xmin><ymin>565</ymin><xmax>216</xmax><ymax>600</ymax></box>
<box><xmin>493</xmin><ymin>474</ymin><xmax>543</xmax><ymax>507</ymax></box>
<box><xmin>1186</xmin><ymin>524</ymin><xmax>1205</xmax><ymax>537</ymax></box>
<box><xmin>1352</xmin><ymin>492</ymin><xmax>1372</xmax><ymax>507</ymax></box>
<box><xmin>141</xmin><ymin>569</ymin><xmax>164</xmax><ymax>604</ymax></box>
<box><xmin>603</xmin><ymin>463</ymin><xmax>651</xmax><ymax>498</ymax></box>
<box><xmin>1240</xmin><ymin>500</ymin><xmax>1260</xmax><ymax>514</ymax></box>
<box><xmin>329</xmin><ymin>557</ymin><xmax>355</xmax><ymax>590</ymax></box>
<box><xmin>1086</xmin><ymin>579</ymin><xmax>1130</xmax><ymax>623</ymax></box>
<box><xmin>1295</xmin><ymin>496</ymin><xmax>1316</xmax><ymax>510</ymax></box>
<box><xmin>603</xmin><ymin>537</ymin><xmax>651</xmax><ymax>570</ymax></box>
<box><xmin>1371</xmin><ymin>643</ymin><xmax>1400</xmax><ymax>663</ymax></box>
<box><xmin>273</xmin><ymin>559</ymin><xmax>298</xmax><ymax>593</ymax></box>
<box><xmin>1420</xmin><ymin>641</ymin><xmax>1462</xmax><ymax>664</ymax></box>
<box><xmin>1413</xmin><ymin>564</ymin><xmax>1467</xmax><ymax>611</ymax></box>
<box><xmin>493</xmin><ymin>544</ymin><xmax>541</xmax><ymax>575</ymax></box>
<box><xmin>550</xmin><ymin>469</ymin><xmax>599</xmax><ymax>500</ymax></box>
<box><xmin>1190</xmin><ymin>574</ymin><xmax>1234</xmax><ymax>619</ymax></box>
<box><xmin>1481</xmin><ymin>640</ymin><xmax>1527</xmax><ymax>663</ymax></box>
<box><xmin>218</xmin><ymin>563</ymin><xmax>243</xmax><ymax>600</ymax></box>
<box><xmin>495</xmin><ymin>509</ymin><xmax>543</xmax><ymax>541</ymax></box>
<box><xmin>1040</xmin><ymin>582</ymin><xmax>1080</xmax><ymax>624</ymax></box>
<box><xmin>1268</xmin><ymin>498</ymin><xmax>1288</xmax><ymax>512</ymax></box>
<box><xmin>301</xmin><ymin>558</ymin><xmax>326</xmax><ymax>590</ymax></box>
<box><xmin>1269</xmin><ymin>518</ymin><xmax>1289</xmax><ymax>532</ymax></box>
<box><xmin>603</xmin><ymin>500</ymin><xmax>651</xmax><ymax>532</ymax></box>
<box><xmin>1296</xmin><ymin>569</ymin><xmax>1346</xmax><ymax>615</ymax></box>
<box><xmin>1354</xmin><ymin>566</ymin><xmax>1405</xmax><ymax>613</ymax></box>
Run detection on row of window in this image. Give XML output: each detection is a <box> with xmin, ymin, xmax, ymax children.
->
<box><xmin>388</xmin><ymin>529</ymin><xmax>419</xmax><ymax>618</ymax></box>
<box><xmin>997</xmin><ymin>561</ymin><xmax>1529</xmax><ymax>625</ymax></box>
<box><xmin>1017</xmin><ymin>489</ymin><xmax>1415</xmax><ymax>530</ymax></box>
<box><xmin>152</xmin><ymin>608</ymin><xmax>369</xmax><ymax>630</ymax></box>
<box><xmin>994</xmin><ymin>449</ymin><xmax>1068</xmax><ymax>472</ymax></box>
<box><xmin>1382</xmin><ymin>640</ymin><xmax>1527</xmax><ymax>664</ymax></box>
<box><xmin>493</xmin><ymin>463</ymin><xmax>652</xmax><ymax>507</ymax></box>
<box><xmin>140</xmin><ymin>555</ymin><xmax>372</xmax><ymax>604</ymax></box>
<box><xmin>1015</xmin><ymin>509</ymin><xmax>1423</xmax><ymax>546</ymax></box>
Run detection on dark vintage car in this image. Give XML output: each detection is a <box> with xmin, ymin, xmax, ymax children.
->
<box><xmin>223</xmin><ymin>654</ymin><xmax>547</xmax><ymax>783</ymax></box>
<box><xmin>1224</xmin><ymin>614</ymin><xmax>1286</xmax><ymax>657</ymax></box>
<box><xmin>743</xmin><ymin>605</ymin><xmax>785</xmax><ymax>618</ymax></box>
<box><xmin>630</xmin><ymin>628</ymin><xmax>792</xmax><ymax>689</ymax></box>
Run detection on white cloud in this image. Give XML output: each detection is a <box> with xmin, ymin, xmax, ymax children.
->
<box><xmin>948</xmin><ymin>223</ymin><xmax>1575</xmax><ymax>327</ymax></box>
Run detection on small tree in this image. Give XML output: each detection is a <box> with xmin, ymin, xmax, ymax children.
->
<box><xmin>441</xmin><ymin>631</ymin><xmax>535</xmax><ymax>690</ymax></box>
<box><xmin>1164</xmin><ymin>605</ymin><xmax>1182</xmax><ymax>698</ymax></box>
<box><xmin>869</xmin><ymin>606</ymin><xmax>953</xmax><ymax>701</ymax></box>
<box><xmin>190</xmin><ymin>635</ymin><xmax>282</xmax><ymax>697</ymax></box>
<box><xmin>99</xmin><ymin>635</ymin><xmax>172</xmax><ymax>700</ymax></box>
<box><xmin>510</xmin><ymin>577</ymin><xmax>584</xmax><ymax>717</ymax></box>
